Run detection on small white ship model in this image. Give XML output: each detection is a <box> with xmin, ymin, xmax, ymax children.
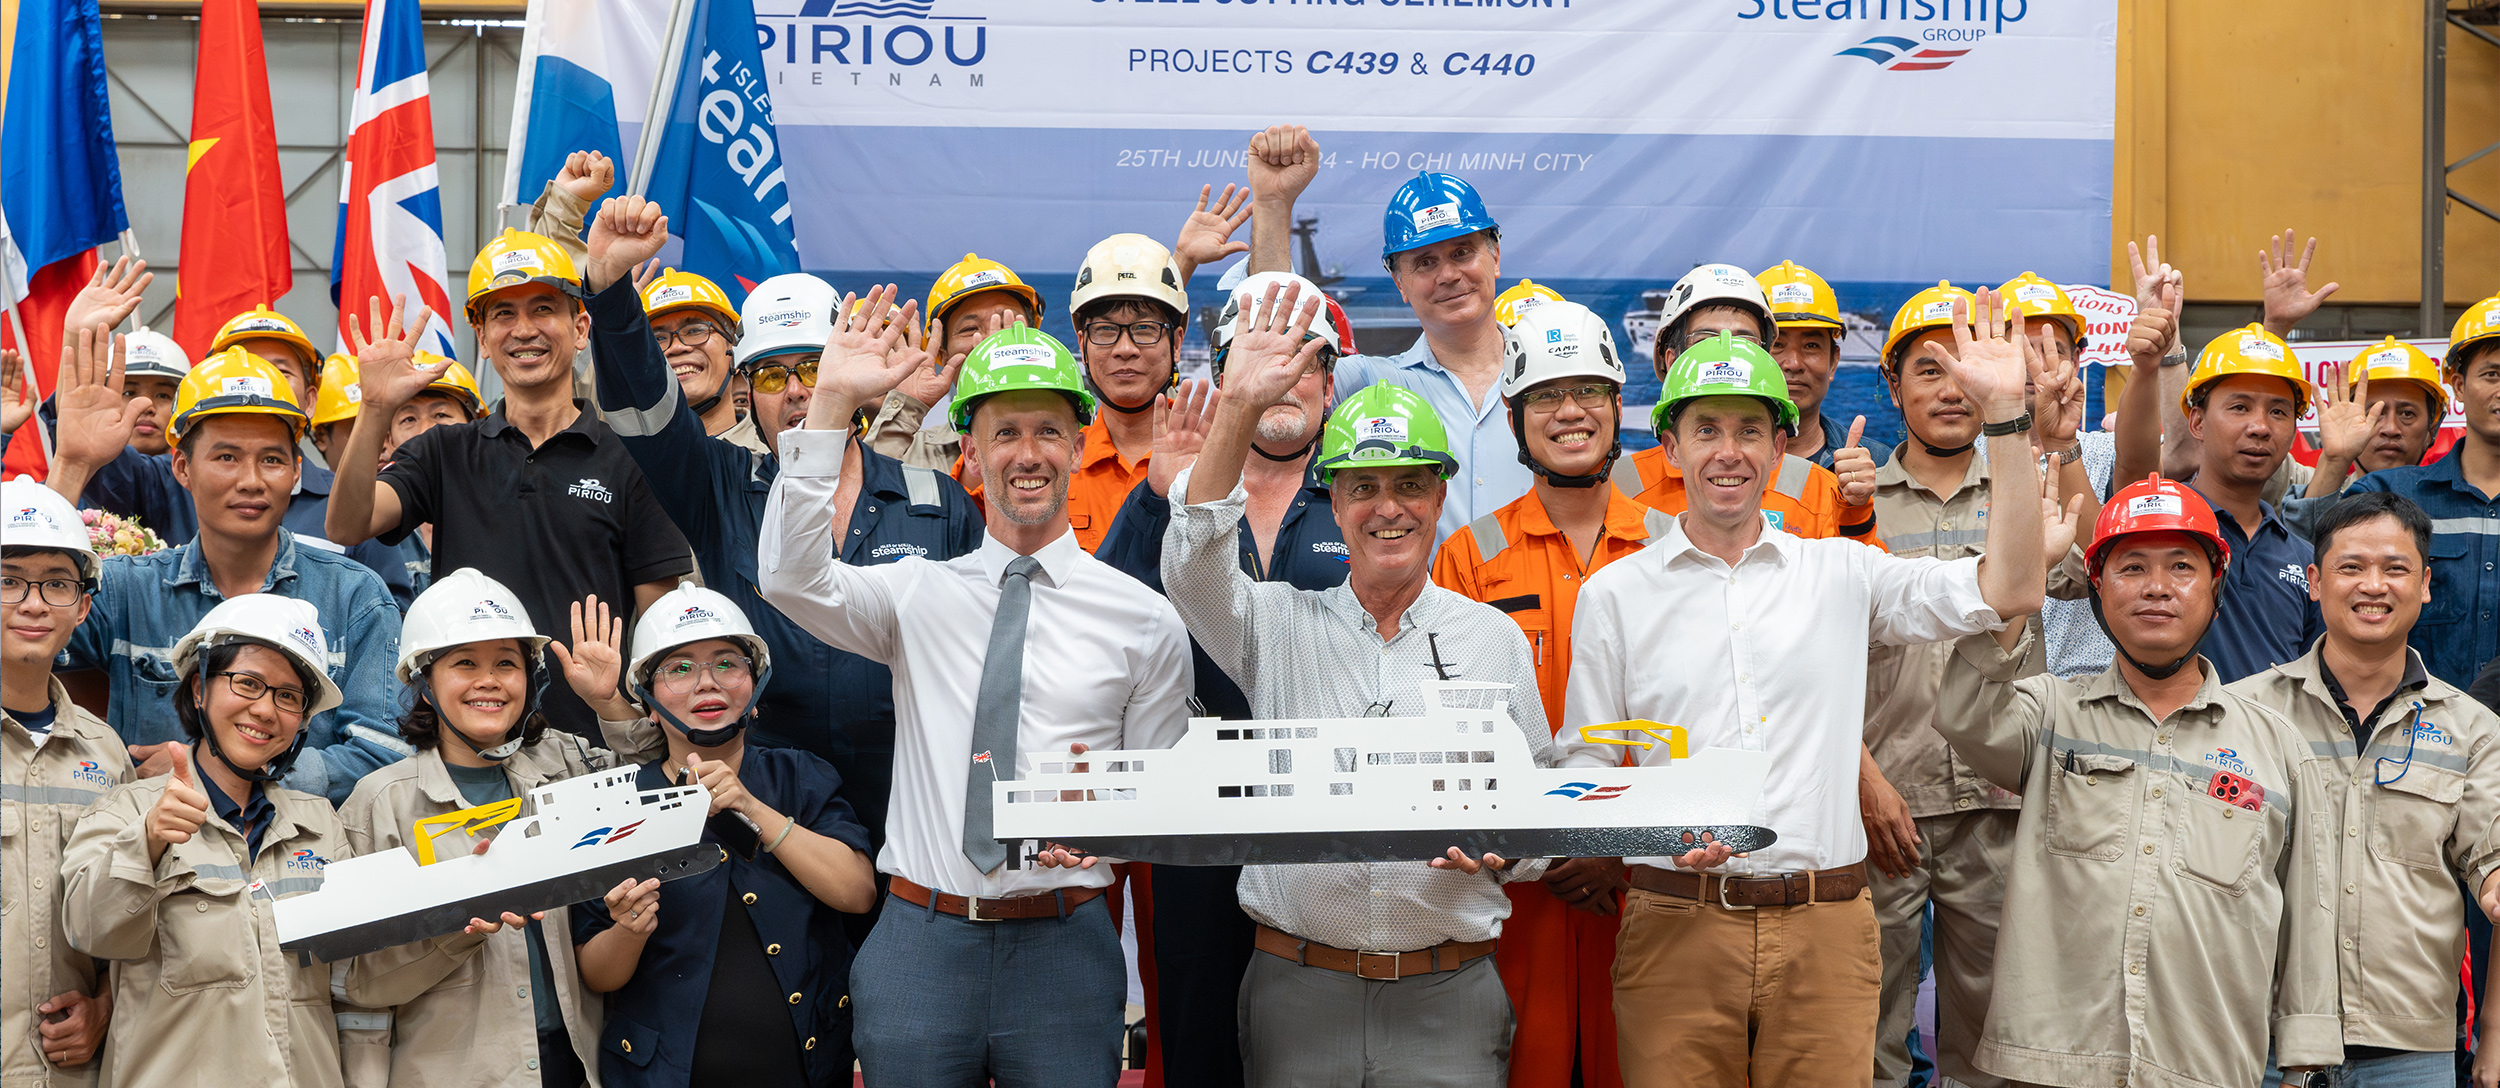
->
<box><xmin>277</xmin><ymin>767</ymin><xmax>717</xmax><ymax>962</ymax></box>
<box><xmin>993</xmin><ymin>682</ymin><xmax>1775</xmax><ymax>866</ymax></box>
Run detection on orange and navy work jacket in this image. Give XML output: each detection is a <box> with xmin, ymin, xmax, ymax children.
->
<box><xmin>1610</xmin><ymin>445</ymin><xmax>1883</xmax><ymax>547</ymax></box>
<box><xmin>1431</xmin><ymin>488</ymin><xmax>1675</xmax><ymax>733</ymax></box>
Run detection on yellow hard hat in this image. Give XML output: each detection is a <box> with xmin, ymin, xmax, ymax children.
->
<box><xmin>926</xmin><ymin>253</ymin><xmax>1045</xmax><ymax>338</ymax></box>
<box><xmin>1757</xmin><ymin>260</ymin><xmax>1843</xmax><ymax>331</ymax></box>
<box><xmin>466</xmin><ymin>230</ymin><xmax>584</xmax><ymax>322</ymax></box>
<box><xmin>1881</xmin><ymin>281</ymin><xmax>1976</xmax><ymax>372</ymax></box>
<box><xmin>1070</xmin><ymin>234</ymin><xmax>1187</xmax><ymax>320</ymax></box>
<box><xmin>1998</xmin><ymin>271</ymin><xmax>2085</xmax><ymax>346</ymax></box>
<box><xmin>2449</xmin><ymin>293</ymin><xmax>2500</xmax><ymax>375</ymax></box>
<box><xmin>2183</xmin><ymin>324</ymin><xmax>2309</xmax><ymax>416</ymax></box>
<box><xmin>311</xmin><ymin>354</ymin><xmax>364</xmax><ymax>427</ymax></box>
<box><xmin>414</xmin><ymin>353</ymin><xmax>485</xmax><ymax>418</ymax></box>
<box><xmin>1492</xmin><ymin>278</ymin><xmax>1565</xmax><ymax>328</ymax></box>
<box><xmin>640</xmin><ymin>268</ymin><xmax>739</xmax><ymax>328</ymax></box>
<box><xmin>210</xmin><ymin>305</ymin><xmax>321</xmax><ymax>372</ymax></box>
<box><xmin>2346</xmin><ymin>337</ymin><xmax>2447</xmax><ymax>419</ymax></box>
<box><xmin>170</xmin><ymin>348</ymin><xmax>308</xmax><ymax>445</ymax></box>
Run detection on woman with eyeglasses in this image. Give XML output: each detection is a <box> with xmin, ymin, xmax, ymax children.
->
<box><xmin>566</xmin><ymin>581</ymin><xmax>876</xmax><ymax>1088</ymax></box>
<box><xmin>58</xmin><ymin>594</ymin><xmax>357</xmax><ymax>1088</ymax></box>
<box><xmin>333</xmin><ymin>570</ymin><xmax>643</xmax><ymax>1088</ymax></box>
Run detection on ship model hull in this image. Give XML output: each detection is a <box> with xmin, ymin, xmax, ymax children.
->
<box><xmin>281</xmin><ymin>844</ymin><xmax>720</xmax><ymax>962</ymax></box>
<box><xmin>1015</xmin><ymin>823</ymin><xmax>1777</xmax><ymax>867</ymax></box>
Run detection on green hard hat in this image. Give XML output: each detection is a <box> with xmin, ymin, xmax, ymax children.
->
<box><xmin>1316</xmin><ymin>383</ymin><xmax>1459</xmax><ymax>484</ymax></box>
<box><xmin>950</xmin><ymin>326</ymin><xmax>1097</xmax><ymax>431</ymax></box>
<box><xmin>1650</xmin><ymin>330</ymin><xmax>1799</xmax><ymax>436</ymax></box>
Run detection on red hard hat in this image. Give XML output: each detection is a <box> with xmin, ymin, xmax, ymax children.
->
<box><xmin>1321</xmin><ymin>295</ymin><xmax>1357</xmax><ymax>358</ymax></box>
<box><xmin>2085</xmin><ymin>474</ymin><xmax>2232</xmax><ymax>585</ymax></box>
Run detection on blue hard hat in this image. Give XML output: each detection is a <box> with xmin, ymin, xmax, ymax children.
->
<box><xmin>1381</xmin><ymin>172</ymin><xmax>1499</xmax><ymax>260</ymax></box>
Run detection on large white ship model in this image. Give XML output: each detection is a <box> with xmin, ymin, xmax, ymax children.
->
<box><xmin>277</xmin><ymin>767</ymin><xmax>717</xmax><ymax>962</ymax></box>
<box><xmin>993</xmin><ymin>682</ymin><xmax>1775</xmax><ymax>867</ymax></box>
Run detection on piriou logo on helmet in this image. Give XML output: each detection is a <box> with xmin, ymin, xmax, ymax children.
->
<box><xmin>2237</xmin><ymin>335</ymin><xmax>2286</xmax><ymax>362</ymax></box>
<box><xmin>2124</xmin><ymin>493</ymin><xmax>2182</xmax><ymax>519</ymax></box>
<box><xmin>960</xmin><ymin>270</ymin><xmax>1006</xmax><ymax>290</ymax></box>
<box><xmin>649</xmin><ymin>285</ymin><xmax>694</xmax><ymax>307</ymax></box>
<box><xmin>470</xmin><ymin>599</ymin><xmax>515</xmax><ymax>622</ymax></box>
<box><xmin>1769</xmin><ymin>283</ymin><xmax>1816</xmax><ymax>307</ymax></box>
<box><xmin>678</xmin><ymin>604</ymin><xmax>722</xmax><ymax>625</ymax></box>
<box><xmin>220</xmin><ymin>376</ymin><xmax>276</xmax><ymax>398</ymax></box>
<box><xmin>492</xmin><ymin>250</ymin><xmax>543</xmax><ymax>276</ymax></box>
<box><xmin>1698</xmin><ymin>358</ymin><xmax>1752</xmax><ymax>387</ymax></box>
<box><xmin>291</xmin><ymin>626</ymin><xmax>324</xmax><ymax>659</ymax></box>
<box><xmin>231</xmin><ymin>318</ymin><xmax>292</xmax><ymax>334</ymax></box>
<box><xmin>1411</xmin><ymin>201</ymin><xmax>1463</xmax><ymax>232</ymax></box>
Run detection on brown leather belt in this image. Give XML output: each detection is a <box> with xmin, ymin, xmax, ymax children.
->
<box><xmin>889</xmin><ymin>876</ymin><xmax>1105</xmax><ymax>921</ymax></box>
<box><xmin>1253</xmin><ymin>924</ymin><xmax>1497</xmax><ymax>981</ymax></box>
<box><xmin>1628</xmin><ymin>863</ymin><xmax>1867</xmax><ymax>908</ymax></box>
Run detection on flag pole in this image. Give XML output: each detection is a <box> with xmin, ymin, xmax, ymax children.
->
<box><xmin>498</xmin><ymin>0</ymin><xmax>552</xmax><ymax>225</ymax></box>
<box><xmin>627</xmin><ymin>0</ymin><xmax>695</xmax><ymax>198</ymax></box>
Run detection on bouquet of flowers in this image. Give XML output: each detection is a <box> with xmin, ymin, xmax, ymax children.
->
<box><xmin>81</xmin><ymin>508</ymin><xmax>167</xmax><ymax>559</ymax></box>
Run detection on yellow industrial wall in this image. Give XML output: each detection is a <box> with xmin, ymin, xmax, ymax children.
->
<box><xmin>2115</xmin><ymin>0</ymin><xmax>2500</xmax><ymax>306</ymax></box>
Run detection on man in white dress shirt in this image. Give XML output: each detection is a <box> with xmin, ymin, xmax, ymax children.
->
<box><xmin>1558</xmin><ymin>297</ymin><xmax>2066</xmax><ymax>1088</ymax></box>
<box><xmin>758</xmin><ymin>289</ymin><xmax>1194</xmax><ymax>1088</ymax></box>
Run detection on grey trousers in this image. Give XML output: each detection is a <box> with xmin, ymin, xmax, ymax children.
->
<box><xmin>1872</xmin><ymin>808</ymin><xmax>2016</xmax><ymax>1088</ymax></box>
<box><xmin>1238</xmin><ymin>949</ymin><xmax>1515</xmax><ymax>1088</ymax></box>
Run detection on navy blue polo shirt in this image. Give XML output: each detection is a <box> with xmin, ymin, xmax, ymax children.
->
<box><xmin>570</xmin><ymin>750</ymin><xmax>870</xmax><ymax>1088</ymax></box>
<box><xmin>1096</xmin><ymin>467</ymin><xmax>1348</xmax><ymax>720</ymax></box>
<box><xmin>2190</xmin><ymin>486</ymin><xmax>2324</xmax><ymax>684</ymax></box>
<box><xmin>585</xmin><ymin>277</ymin><xmax>983</xmax><ymax>854</ymax></box>
<box><xmin>2348</xmin><ymin>443</ymin><xmax>2500</xmax><ymax>688</ymax></box>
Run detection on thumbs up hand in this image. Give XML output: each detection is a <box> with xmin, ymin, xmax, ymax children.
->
<box><xmin>1833</xmin><ymin>415</ymin><xmax>1878</xmax><ymax>507</ymax></box>
<box><xmin>147</xmin><ymin>743</ymin><xmax>212</xmax><ymax>864</ymax></box>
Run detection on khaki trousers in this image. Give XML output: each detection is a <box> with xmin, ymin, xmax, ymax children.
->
<box><xmin>1612</xmin><ymin>882</ymin><xmax>1881</xmax><ymax>1088</ymax></box>
<box><xmin>1872</xmin><ymin>809</ymin><xmax>2016</xmax><ymax>1088</ymax></box>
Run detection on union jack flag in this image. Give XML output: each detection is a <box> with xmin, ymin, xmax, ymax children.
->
<box><xmin>972</xmin><ymin>751</ymin><xmax>992</xmax><ymax>764</ymax></box>
<box><xmin>330</xmin><ymin>0</ymin><xmax>455</xmax><ymax>355</ymax></box>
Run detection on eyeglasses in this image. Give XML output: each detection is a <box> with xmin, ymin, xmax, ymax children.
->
<box><xmin>1083</xmin><ymin>320</ymin><xmax>1173</xmax><ymax>347</ymax></box>
<box><xmin>214</xmin><ymin>671</ymin><xmax>310</xmax><ymax>716</ymax></box>
<box><xmin>1677</xmin><ymin>328</ymin><xmax>1764</xmax><ymax>350</ymax></box>
<box><xmin>1519</xmin><ymin>383</ymin><xmax>1618</xmax><ymax>413</ymax></box>
<box><xmin>655</xmin><ymin>655</ymin><xmax>754</xmax><ymax>693</ymax></box>
<box><xmin>655</xmin><ymin>322</ymin><xmax>720</xmax><ymax>350</ymax></box>
<box><xmin>747</xmin><ymin>361</ymin><xmax>817</xmax><ymax>395</ymax></box>
<box><xmin>0</xmin><ymin>576</ymin><xmax>84</xmax><ymax>607</ymax></box>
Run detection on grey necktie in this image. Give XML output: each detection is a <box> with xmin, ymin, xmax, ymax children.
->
<box><xmin>963</xmin><ymin>554</ymin><xmax>1042</xmax><ymax>873</ymax></box>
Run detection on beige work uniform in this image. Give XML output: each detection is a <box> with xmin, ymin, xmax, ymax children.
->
<box><xmin>340</xmin><ymin>735</ymin><xmax>622</xmax><ymax>1088</ymax></box>
<box><xmin>2228</xmin><ymin>646</ymin><xmax>2500</xmax><ymax>1053</ymax></box>
<box><xmin>3</xmin><ymin>682</ymin><xmax>130</xmax><ymax>1088</ymax></box>
<box><xmin>59</xmin><ymin>772</ymin><xmax>351</xmax><ymax>1088</ymax></box>
<box><xmin>1863</xmin><ymin>453</ymin><xmax>2033</xmax><ymax>1088</ymax></box>
<box><xmin>1936</xmin><ymin>628</ymin><xmax>2343</xmax><ymax>1087</ymax></box>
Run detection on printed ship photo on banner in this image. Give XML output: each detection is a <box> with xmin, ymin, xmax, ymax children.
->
<box><xmin>512</xmin><ymin>0</ymin><xmax>2116</xmax><ymax>447</ymax></box>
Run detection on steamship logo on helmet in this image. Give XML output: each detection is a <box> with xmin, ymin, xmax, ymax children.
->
<box><xmin>988</xmin><ymin>344</ymin><xmax>1054</xmax><ymax>370</ymax></box>
<box><xmin>754</xmin><ymin>308</ymin><xmax>810</xmax><ymax>328</ymax></box>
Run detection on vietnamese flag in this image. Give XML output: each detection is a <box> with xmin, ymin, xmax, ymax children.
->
<box><xmin>170</xmin><ymin>0</ymin><xmax>289</xmax><ymax>358</ymax></box>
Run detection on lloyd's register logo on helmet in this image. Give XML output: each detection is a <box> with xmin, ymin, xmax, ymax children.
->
<box><xmin>568</xmin><ymin>478</ymin><xmax>616</xmax><ymax>504</ymax></box>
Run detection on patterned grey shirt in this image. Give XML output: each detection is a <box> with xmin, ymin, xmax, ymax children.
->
<box><xmin>1162</xmin><ymin>466</ymin><xmax>1552</xmax><ymax>951</ymax></box>
<box><xmin>2044</xmin><ymin>430</ymin><xmax>2119</xmax><ymax>679</ymax></box>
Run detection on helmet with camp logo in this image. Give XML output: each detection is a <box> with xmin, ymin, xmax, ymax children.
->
<box><xmin>1882</xmin><ymin>282</ymin><xmax>1977</xmax><ymax>372</ymax></box>
<box><xmin>1997</xmin><ymin>272</ymin><xmax>2086</xmax><ymax>348</ymax></box>
<box><xmin>1660</xmin><ymin>265</ymin><xmax>1772</xmax><ymax>356</ymax></box>
<box><xmin>465</xmin><ymin>230</ymin><xmax>585</xmax><ymax>322</ymax></box>
<box><xmin>169</xmin><ymin>348</ymin><xmax>308</xmax><ymax>444</ymax></box>
<box><xmin>1493</xmin><ymin>279</ymin><xmax>1565</xmax><ymax>328</ymax></box>
<box><xmin>1756</xmin><ymin>261</ymin><xmax>1843</xmax><ymax>331</ymax></box>
<box><xmin>1502</xmin><ymin>300</ymin><xmax>1625</xmax><ymax>399</ymax></box>
<box><xmin>2182</xmin><ymin>324</ymin><xmax>2309</xmax><ymax>417</ymax></box>
<box><xmin>2345</xmin><ymin>337</ymin><xmax>2447</xmax><ymax>419</ymax></box>
<box><xmin>950</xmin><ymin>327</ymin><xmax>1096</xmax><ymax>430</ymax></box>
<box><xmin>1652</xmin><ymin>330</ymin><xmax>1798</xmax><ymax>436</ymax></box>
<box><xmin>1315</xmin><ymin>383</ymin><xmax>1459</xmax><ymax>484</ymax></box>
<box><xmin>927</xmin><ymin>253</ymin><xmax>1045</xmax><ymax>339</ymax></box>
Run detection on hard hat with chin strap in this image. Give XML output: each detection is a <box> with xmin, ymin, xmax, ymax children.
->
<box><xmin>628</xmin><ymin>582</ymin><xmax>773</xmax><ymax>748</ymax></box>
<box><xmin>1501</xmin><ymin>300</ymin><xmax>1626</xmax><ymax>488</ymax></box>
<box><xmin>396</xmin><ymin>567</ymin><xmax>551</xmax><ymax>761</ymax></box>
<box><xmin>173</xmin><ymin>594</ymin><xmax>341</xmax><ymax>783</ymax></box>
<box><xmin>2084</xmin><ymin>474</ymin><xmax>2233</xmax><ymax>681</ymax></box>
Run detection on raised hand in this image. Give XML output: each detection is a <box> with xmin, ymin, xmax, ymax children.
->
<box><xmin>1832</xmin><ymin>415</ymin><xmax>1876</xmax><ymax>506</ymax></box>
<box><xmin>0</xmin><ymin>349</ymin><xmax>33</xmax><ymax>436</ymax></box>
<box><xmin>585</xmin><ymin>195</ymin><xmax>669</xmax><ymax>294</ymax></box>
<box><xmin>1147</xmin><ymin>378</ymin><xmax>1220</xmax><ymax>498</ymax></box>
<box><xmin>2031</xmin><ymin>340</ymin><xmax>2086</xmax><ymax>448</ymax></box>
<box><xmin>2308</xmin><ymin>363</ymin><xmax>2383</xmax><ymax>469</ymax></box>
<box><xmin>146</xmin><ymin>743</ymin><xmax>210</xmax><ymax>864</ymax></box>
<box><xmin>347</xmin><ymin>294</ymin><xmax>452</xmax><ymax>414</ymax></box>
<box><xmin>2042</xmin><ymin>493</ymin><xmax>2089</xmax><ymax>572</ymax></box>
<box><xmin>2260</xmin><ymin>228</ymin><xmax>2339</xmax><ymax>335</ymax></box>
<box><xmin>554</xmin><ymin>149</ymin><xmax>616</xmax><ymax>206</ymax></box>
<box><xmin>1173</xmin><ymin>183</ymin><xmax>1252</xmax><ymax>280</ymax></box>
<box><xmin>1927</xmin><ymin>289</ymin><xmax>2034</xmax><ymax>424</ymax></box>
<box><xmin>60</xmin><ymin>257</ymin><xmax>153</xmax><ymax>335</ymax></box>
<box><xmin>2125</xmin><ymin>276</ymin><xmax>2184</xmax><ymax>369</ymax></box>
<box><xmin>1224</xmin><ymin>281</ymin><xmax>1328</xmax><ymax>411</ymax></box>
<box><xmin>49</xmin><ymin>326</ymin><xmax>145</xmax><ymax>472</ymax></box>
<box><xmin>805</xmin><ymin>285</ymin><xmax>922</xmax><ymax>430</ymax></box>
<box><xmin>629</xmin><ymin>257</ymin><xmax>665</xmax><ymax>297</ymax></box>
<box><xmin>1248</xmin><ymin>124</ymin><xmax>1321</xmax><ymax>206</ymax></box>
<box><xmin>2126</xmin><ymin>234</ymin><xmax>2176</xmax><ymax>312</ymax></box>
<box><xmin>549</xmin><ymin>595</ymin><xmax>632</xmax><ymax>718</ymax></box>
<box><xmin>888</xmin><ymin>310</ymin><xmax>958</xmax><ymax>411</ymax></box>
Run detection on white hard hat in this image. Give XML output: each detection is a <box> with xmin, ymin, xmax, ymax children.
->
<box><xmin>172</xmin><ymin>593</ymin><xmax>343</xmax><ymax>716</ymax></box>
<box><xmin>395</xmin><ymin>567</ymin><xmax>550</xmax><ymax>684</ymax></box>
<box><xmin>1070</xmin><ymin>233</ymin><xmax>1188</xmax><ymax>320</ymax></box>
<box><xmin>628</xmin><ymin>581</ymin><xmax>771</xmax><ymax>690</ymax></box>
<box><xmin>1501</xmin><ymin>301</ymin><xmax>1627</xmax><ymax>400</ymax></box>
<box><xmin>1211</xmin><ymin>272</ymin><xmax>1343</xmax><ymax>358</ymax></box>
<box><xmin>735</xmin><ymin>273</ymin><xmax>836</xmax><ymax>367</ymax></box>
<box><xmin>1660</xmin><ymin>264</ymin><xmax>1773</xmax><ymax>355</ymax></box>
<box><xmin>2</xmin><ymin>475</ymin><xmax>99</xmax><ymax>582</ymax></box>
<box><xmin>122</xmin><ymin>326</ymin><xmax>193</xmax><ymax>381</ymax></box>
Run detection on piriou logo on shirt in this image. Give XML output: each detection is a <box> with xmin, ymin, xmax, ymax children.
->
<box><xmin>2275</xmin><ymin>564</ymin><xmax>2308</xmax><ymax>590</ymax></box>
<box><xmin>568</xmin><ymin>478</ymin><xmax>616</xmax><ymax>504</ymax></box>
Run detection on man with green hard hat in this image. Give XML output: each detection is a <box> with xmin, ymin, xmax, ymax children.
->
<box><xmin>1159</xmin><ymin>281</ymin><xmax>1581</xmax><ymax>1087</ymax></box>
<box><xmin>760</xmin><ymin>298</ymin><xmax>1195</xmax><ymax>1087</ymax></box>
<box><xmin>1559</xmin><ymin>305</ymin><xmax>2071</xmax><ymax>1087</ymax></box>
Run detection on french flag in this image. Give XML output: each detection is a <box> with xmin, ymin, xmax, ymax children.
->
<box><xmin>331</xmin><ymin>0</ymin><xmax>456</xmax><ymax>356</ymax></box>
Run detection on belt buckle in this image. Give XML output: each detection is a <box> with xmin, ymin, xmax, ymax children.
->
<box><xmin>965</xmin><ymin>895</ymin><xmax>1001</xmax><ymax>923</ymax></box>
<box><xmin>1714</xmin><ymin>873</ymin><xmax>1757</xmax><ymax>912</ymax></box>
<box><xmin>1354</xmin><ymin>950</ymin><xmax>1403</xmax><ymax>981</ymax></box>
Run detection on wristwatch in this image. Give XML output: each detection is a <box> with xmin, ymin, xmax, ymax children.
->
<box><xmin>2057</xmin><ymin>440</ymin><xmax>2083</xmax><ymax>466</ymax></box>
<box><xmin>2158</xmin><ymin>344</ymin><xmax>2191</xmax><ymax>368</ymax></box>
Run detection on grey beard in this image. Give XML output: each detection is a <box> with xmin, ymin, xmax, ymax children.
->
<box><xmin>1256</xmin><ymin>405</ymin><xmax>1309</xmax><ymax>446</ymax></box>
<box><xmin>996</xmin><ymin>475</ymin><xmax>1074</xmax><ymax>526</ymax></box>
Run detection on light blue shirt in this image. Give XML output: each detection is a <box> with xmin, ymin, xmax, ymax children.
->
<box><xmin>1333</xmin><ymin>336</ymin><xmax>1533</xmax><ymax>546</ymax></box>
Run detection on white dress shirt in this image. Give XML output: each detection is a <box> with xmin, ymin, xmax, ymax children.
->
<box><xmin>759</xmin><ymin>428</ymin><xmax>1195</xmax><ymax>898</ymax></box>
<box><xmin>1556</xmin><ymin>512</ymin><xmax>2002</xmax><ymax>875</ymax></box>
<box><xmin>1164</xmin><ymin>467</ymin><xmax>1551</xmax><ymax>951</ymax></box>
